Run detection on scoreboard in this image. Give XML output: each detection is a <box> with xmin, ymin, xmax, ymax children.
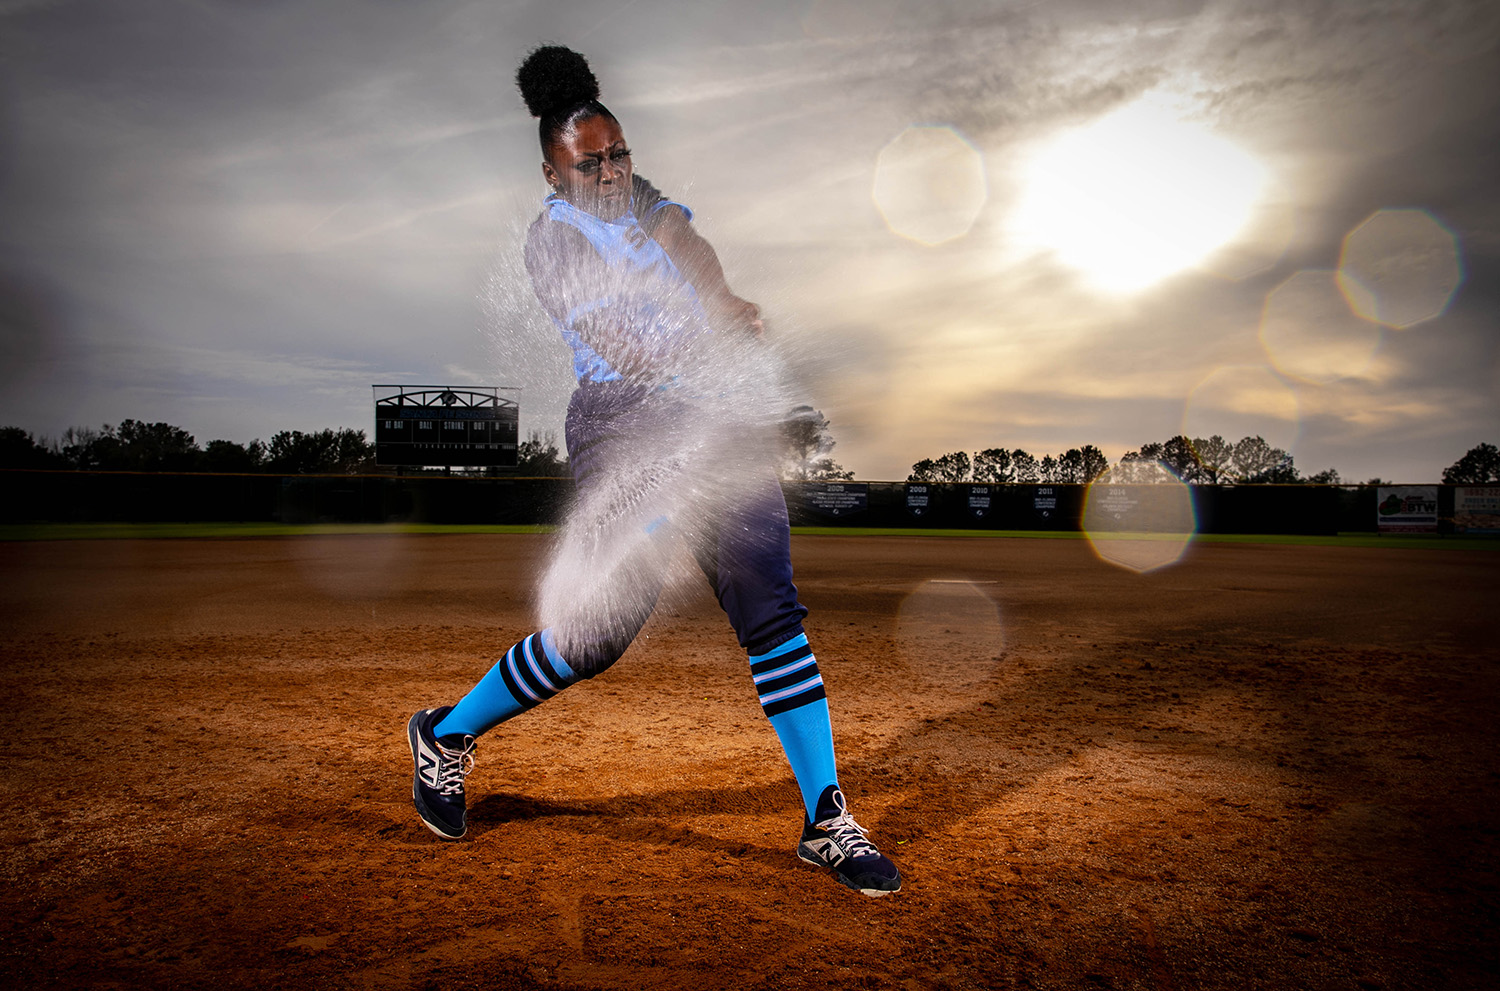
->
<box><xmin>373</xmin><ymin>385</ymin><xmax>518</xmax><ymax>468</ymax></box>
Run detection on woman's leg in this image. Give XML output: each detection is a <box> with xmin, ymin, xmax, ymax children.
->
<box><xmin>410</xmin><ymin>382</ymin><xmax>664</xmax><ymax>838</ymax></box>
<box><xmin>693</xmin><ymin>476</ymin><xmax>901</xmax><ymax>894</ymax></box>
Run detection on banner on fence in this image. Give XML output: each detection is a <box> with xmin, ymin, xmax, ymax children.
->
<box><xmin>1033</xmin><ymin>485</ymin><xmax>1059</xmax><ymax>521</ymax></box>
<box><xmin>1454</xmin><ymin>486</ymin><xmax>1500</xmax><ymax>534</ymax></box>
<box><xmin>1376</xmin><ymin>485</ymin><xmax>1438</xmax><ymax>533</ymax></box>
<box><xmin>906</xmin><ymin>483</ymin><xmax>930</xmax><ymax>518</ymax></box>
<box><xmin>968</xmin><ymin>485</ymin><xmax>991</xmax><ymax>520</ymax></box>
<box><xmin>803</xmin><ymin>482</ymin><xmax>868</xmax><ymax>519</ymax></box>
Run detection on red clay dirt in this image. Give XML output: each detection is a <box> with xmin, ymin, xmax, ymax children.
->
<box><xmin>1</xmin><ymin>533</ymin><xmax>1497</xmax><ymax>990</ymax></box>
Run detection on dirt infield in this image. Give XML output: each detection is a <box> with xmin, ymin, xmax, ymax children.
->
<box><xmin>2</xmin><ymin>533</ymin><xmax>1497</xmax><ymax>990</ymax></box>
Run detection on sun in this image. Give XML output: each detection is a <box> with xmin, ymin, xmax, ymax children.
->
<box><xmin>1010</xmin><ymin>95</ymin><xmax>1268</xmax><ymax>293</ymax></box>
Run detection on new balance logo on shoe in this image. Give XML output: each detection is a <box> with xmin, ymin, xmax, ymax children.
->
<box><xmin>407</xmin><ymin>706</ymin><xmax>475</xmax><ymax>840</ymax></box>
<box><xmin>796</xmin><ymin>786</ymin><xmax>902</xmax><ymax>897</ymax></box>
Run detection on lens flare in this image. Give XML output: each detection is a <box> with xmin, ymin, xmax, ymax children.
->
<box><xmin>895</xmin><ymin>579</ymin><xmax>1004</xmax><ymax>691</ymax></box>
<box><xmin>1259</xmin><ymin>269</ymin><xmax>1382</xmax><ymax>384</ymax></box>
<box><xmin>872</xmin><ymin>125</ymin><xmax>987</xmax><ymax>246</ymax></box>
<box><xmin>1083</xmin><ymin>463</ymin><xmax>1196</xmax><ymax>574</ymax></box>
<box><xmin>1337</xmin><ymin>209</ymin><xmax>1464</xmax><ymax>330</ymax></box>
<box><xmin>1182</xmin><ymin>364</ymin><xmax>1301</xmax><ymax>458</ymax></box>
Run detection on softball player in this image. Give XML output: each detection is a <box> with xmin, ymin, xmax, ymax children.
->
<box><xmin>407</xmin><ymin>45</ymin><xmax>900</xmax><ymax>897</ymax></box>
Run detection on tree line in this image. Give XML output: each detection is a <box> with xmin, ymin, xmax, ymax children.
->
<box><xmin>0</xmin><ymin>420</ymin><xmax>577</xmax><ymax>476</ymax></box>
<box><xmin>909</xmin><ymin>436</ymin><xmax>1500</xmax><ymax>486</ymax></box>
<box><xmin>0</xmin><ymin>421</ymin><xmax>376</xmax><ymax>474</ymax></box>
<box><xmin>5</xmin><ymin>417</ymin><xmax>1498</xmax><ymax>485</ymax></box>
<box><xmin>908</xmin><ymin>435</ymin><xmax>1339</xmax><ymax>485</ymax></box>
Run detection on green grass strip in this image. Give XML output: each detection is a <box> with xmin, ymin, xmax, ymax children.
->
<box><xmin>1</xmin><ymin>521</ymin><xmax>1495</xmax><ymax>550</ymax></box>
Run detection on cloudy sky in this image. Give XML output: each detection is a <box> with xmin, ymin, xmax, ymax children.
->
<box><xmin>2</xmin><ymin>0</ymin><xmax>1497</xmax><ymax>482</ymax></box>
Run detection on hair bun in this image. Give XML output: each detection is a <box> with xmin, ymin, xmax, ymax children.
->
<box><xmin>516</xmin><ymin>46</ymin><xmax>601</xmax><ymax>119</ymax></box>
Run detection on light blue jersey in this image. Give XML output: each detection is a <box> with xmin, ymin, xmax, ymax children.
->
<box><xmin>526</xmin><ymin>180</ymin><xmax>712</xmax><ymax>383</ymax></box>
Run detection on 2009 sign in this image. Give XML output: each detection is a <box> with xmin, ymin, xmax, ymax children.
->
<box><xmin>804</xmin><ymin>483</ymin><xmax>868</xmax><ymax>518</ymax></box>
<box><xmin>906</xmin><ymin>484</ymin><xmax>929</xmax><ymax>517</ymax></box>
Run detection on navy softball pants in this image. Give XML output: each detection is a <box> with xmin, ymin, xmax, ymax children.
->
<box><xmin>560</xmin><ymin>381</ymin><xmax>809</xmax><ymax>676</ymax></box>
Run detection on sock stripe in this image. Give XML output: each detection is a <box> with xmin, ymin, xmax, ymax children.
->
<box><xmin>759</xmin><ymin>673</ymin><xmax>825</xmax><ymax>706</ymax></box>
<box><xmin>762</xmin><ymin>682</ymin><xmax>827</xmax><ymax>718</ymax></box>
<box><xmin>521</xmin><ymin>635</ymin><xmax>564</xmax><ymax>694</ymax></box>
<box><xmin>504</xmin><ymin>639</ymin><xmax>548</xmax><ymax>705</ymax></box>
<box><xmin>749</xmin><ymin>641</ymin><xmax>812</xmax><ymax>677</ymax></box>
<box><xmin>533</xmin><ymin>631</ymin><xmax>575</xmax><ymax>687</ymax></box>
<box><xmin>751</xmin><ymin>654</ymin><xmax>816</xmax><ymax>686</ymax></box>
<box><xmin>752</xmin><ymin>634</ymin><xmax>826</xmax><ymax>719</ymax></box>
<box><xmin>755</xmin><ymin>665</ymin><xmax>822</xmax><ymax>697</ymax></box>
<box><xmin>495</xmin><ymin>645</ymin><xmax>534</xmax><ymax>708</ymax></box>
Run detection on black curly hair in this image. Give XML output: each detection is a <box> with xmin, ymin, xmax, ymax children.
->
<box><xmin>516</xmin><ymin>45</ymin><xmax>617</xmax><ymax>152</ymax></box>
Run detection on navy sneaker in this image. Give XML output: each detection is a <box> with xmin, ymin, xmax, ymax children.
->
<box><xmin>407</xmin><ymin>706</ymin><xmax>475</xmax><ymax>840</ymax></box>
<box><xmin>796</xmin><ymin>786</ymin><xmax>902</xmax><ymax>897</ymax></box>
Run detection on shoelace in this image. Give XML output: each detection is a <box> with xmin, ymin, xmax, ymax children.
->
<box><xmin>435</xmin><ymin>738</ymin><xmax>476</xmax><ymax>796</ymax></box>
<box><xmin>818</xmin><ymin>810</ymin><xmax>880</xmax><ymax>859</ymax></box>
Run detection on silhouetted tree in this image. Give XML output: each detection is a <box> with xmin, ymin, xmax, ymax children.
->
<box><xmin>1077</xmin><ymin>445</ymin><xmax>1109</xmax><ymax>483</ymax></box>
<box><xmin>806</xmin><ymin>458</ymin><xmax>854</xmax><ymax>480</ymax></box>
<box><xmin>265</xmin><ymin>428</ymin><xmax>373</xmax><ymax>474</ymax></box>
<box><xmin>1442</xmin><ymin>442</ymin><xmax>1500</xmax><ymax>484</ymax></box>
<box><xmin>1159</xmin><ymin>435</ymin><xmax>1202</xmax><ymax>482</ymax></box>
<box><xmin>932</xmin><ymin>451</ymin><xmax>971</xmax><ymax>482</ymax></box>
<box><xmin>115</xmin><ymin>419</ymin><xmax>200</xmax><ymax>472</ymax></box>
<box><xmin>515</xmin><ymin>431</ymin><xmax>569</xmax><ymax>477</ymax></box>
<box><xmin>971</xmin><ymin>448</ymin><xmax>1014</xmax><ymax>484</ymax></box>
<box><xmin>57</xmin><ymin>425</ymin><xmax>121</xmax><ymax>470</ymax></box>
<box><xmin>1011</xmin><ymin>450</ymin><xmax>1040</xmax><ymax>483</ymax></box>
<box><xmin>1190</xmin><ymin>435</ymin><xmax>1234</xmax><ymax>484</ymax></box>
<box><xmin>199</xmin><ymin>438</ymin><xmax>266</xmax><ymax>473</ymax></box>
<box><xmin>0</xmin><ymin>427</ymin><xmax>62</xmax><ymax>468</ymax></box>
<box><xmin>907</xmin><ymin>458</ymin><xmax>938</xmax><ymax>482</ymax></box>
<box><xmin>1047</xmin><ymin>447</ymin><xmax>1110</xmax><ymax>484</ymax></box>
<box><xmin>780</xmin><ymin>407</ymin><xmax>853</xmax><ymax>480</ymax></box>
<box><xmin>1230</xmin><ymin>435</ymin><xmax>1297</xmax><ymax>483</ymax></box>
<box><xmin>1113</xmin><ymin>448</ymin><xmax>1158</xmax><ymax>482</ymax></box>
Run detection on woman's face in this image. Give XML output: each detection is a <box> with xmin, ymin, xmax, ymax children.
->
<box><xmin>543</xmin><ymin>114</ymin><xmax>633</xmax><ymax>221</ymax></box>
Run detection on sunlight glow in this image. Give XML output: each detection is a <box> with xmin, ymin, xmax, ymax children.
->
<box><xmin>1010</xmin><ymin>94</ymin><xmax>1268</xmax><ymax>293</ymax></box>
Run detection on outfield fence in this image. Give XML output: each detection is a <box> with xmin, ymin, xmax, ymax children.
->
<box><xmin>2</xmin><ymin>470</ymin><xmax>1476</xmax><ymax>534</ymax></box>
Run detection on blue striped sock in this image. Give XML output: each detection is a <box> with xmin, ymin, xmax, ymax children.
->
<box><xmin>751</xmin><ymin>633</ymin><xmax>838</xmax><ymax>821</ymax></box>
<box><xmin>434</xmin><ymin>629</ymin><xmax>578</xmax><ymax>739</ymax></box>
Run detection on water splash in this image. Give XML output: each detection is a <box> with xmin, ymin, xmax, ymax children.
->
<box><xmin>537</xmin><ymin>331</ymin><xmax>797</xmax><ymax>662</ymax></box>
<box><xmin>481</xmin><ymin>203</ymin><xmax>815</xmax><ymax>663</ymax></box>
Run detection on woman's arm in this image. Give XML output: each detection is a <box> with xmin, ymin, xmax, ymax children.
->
<box><xmin>648</xmin><ymin>206</ymin><xmax>764</xmax><ymax>338</ymax></box>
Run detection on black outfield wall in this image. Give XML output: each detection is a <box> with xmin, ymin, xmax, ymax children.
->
<box><xmin>0</xmin><ymin>470</ymin><xmax>1418</xmax><ymax>534</ymax></box>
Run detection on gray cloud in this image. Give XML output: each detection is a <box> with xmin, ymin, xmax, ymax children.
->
<box><xmin>0</xmin><ymin>0</ymin><xmax>1495</xmax><ymax>483</ymax></box>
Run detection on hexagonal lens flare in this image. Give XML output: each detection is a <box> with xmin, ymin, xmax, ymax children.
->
<box><xmin>1337</xmin><ymin>209</ymin><xmax>1463</xmax><ymax>329</ymax></box>
<box><xmin>895</xmin><ymin>579</ymin><xmax>1004</xmax><ymax>691</ymax></box>
<box><xmin>872</xmin><ymin>125</ymin><xmax>987</xmax><ymax>246</ymax></box>
<box><xmin>1083</xmin><ymin>463</ymin><xmax>1196</xmax><ymax>573</ymax></box>
<box><xmin>1260</xmin><ymin>269</ymin><xmax>1382</xmax><ymax>384</ymax></box>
